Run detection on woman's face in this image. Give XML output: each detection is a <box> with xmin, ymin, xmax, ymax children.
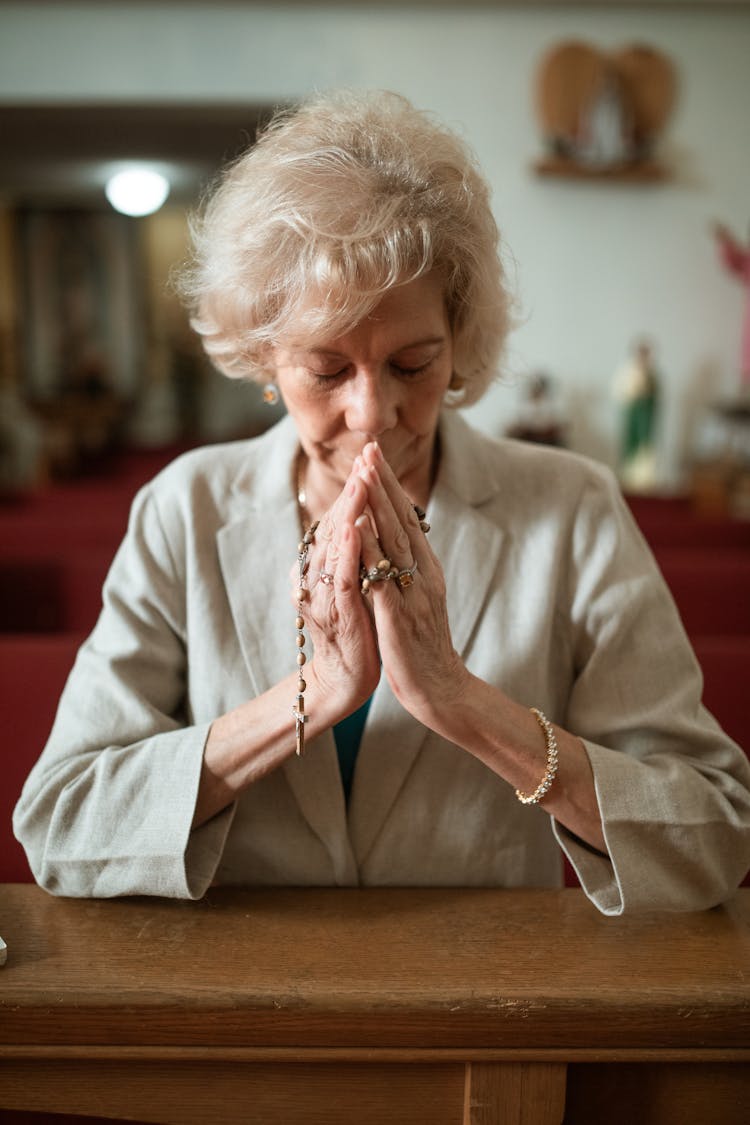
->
<box><xmin>270</xmin><ymin>273</ymin><xmax>454</xmax><ymax>496</ymax></box>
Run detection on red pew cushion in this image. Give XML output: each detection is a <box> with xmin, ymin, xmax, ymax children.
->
<box><xmin>1</xmin><ymin>633</ymin><xmax>82</xmax><ymax>882</ymax></box>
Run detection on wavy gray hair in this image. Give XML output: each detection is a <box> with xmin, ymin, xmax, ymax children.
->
<box><xmin>177</xmin><ymin>89</ymin><xmax>514</xmax><ymax>406</ymax></box>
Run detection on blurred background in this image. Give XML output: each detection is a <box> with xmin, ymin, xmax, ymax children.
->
<box><xmin>1</xmin><ymin>0</ymin><xmax>749</xmax><ymax>495</ymax></box>
<box><xmin>2</xmin><ymin>0</ymin><xmax>750</xmax><ymax>885</ymax></box>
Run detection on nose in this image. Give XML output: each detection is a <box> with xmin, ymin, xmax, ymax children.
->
<box><xmin>344</xmin><ymin>369</ymin><xmax>398</xmax><ymax>437</ymax></box>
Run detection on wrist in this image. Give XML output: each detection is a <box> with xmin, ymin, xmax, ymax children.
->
<box><xmin>404</xmin><ymin>655</ymin><xmax>473</xmax><ymax>735</ymax></box>
<box><xmin>303</xmin><ymin>660</ymin><xmax>373</xmax><ymax>733</ymax></box>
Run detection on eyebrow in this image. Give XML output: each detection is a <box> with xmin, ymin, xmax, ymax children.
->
<box><xmin>298</xmin><ymin>336</ymin><xmax>447</xmax><ymax>360</ymax></box>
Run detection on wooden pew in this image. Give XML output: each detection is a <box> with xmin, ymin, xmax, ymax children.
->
<box><xmin>0</xmin><ymin>633</ymin><xmax>82</xmax><ymax>883</ymax></box>
<box><xmin>1</xmin><ymin>885</ymin><xmax>748</xmax><ymax>1125</ymax></box>
<box><xmin>654</xmin><ymin>548</ymin><xmax>750</xmax><ymax>636</ymax></box>
<box><xmin>0</xmin><ymin>552</ymin><xmax>112</xmax><ymax>633</ymax></box>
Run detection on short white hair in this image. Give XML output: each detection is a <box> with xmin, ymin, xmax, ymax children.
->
<box><xmin>177</xmin><ymin>89</ymin><xmax>514</xmax><ymax>406</ymax></box>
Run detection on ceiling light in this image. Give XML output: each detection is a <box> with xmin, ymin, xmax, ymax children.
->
<box><xmin>105</xmin><ymin>168</ymin><xmax>170</xmax><ymax>216</ymax></box>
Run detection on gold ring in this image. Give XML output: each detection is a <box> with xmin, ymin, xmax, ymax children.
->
<box><xmin>396</xmin><ymin>561</ymin><xmax>418</xmax><ymax>588</ymax></box>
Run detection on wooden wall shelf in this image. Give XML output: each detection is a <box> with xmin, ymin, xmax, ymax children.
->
<box><xmin>533</xmin><ymin>156</ymin><xmax>669</xmax><ymax>182</ymax></box>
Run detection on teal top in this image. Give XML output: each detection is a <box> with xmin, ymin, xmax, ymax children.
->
<box><xmin>333</xmin><ymin>696</ymin><xmax>373</xmax><ymax>802</ymax></box>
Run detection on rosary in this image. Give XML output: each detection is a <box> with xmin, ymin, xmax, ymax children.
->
<box><xmin>293</xmin><ymin>520</ymin><xmax>318</xmax><ymax>755</ymax></box>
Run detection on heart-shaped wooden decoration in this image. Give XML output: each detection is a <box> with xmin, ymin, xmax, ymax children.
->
<box><xmin>535</xmin><ymin>39</ymin><xmax>676</xmax><ymax>171</ymax></box>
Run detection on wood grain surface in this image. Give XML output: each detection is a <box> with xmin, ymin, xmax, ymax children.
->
<box><xmin>1</xmin><ymin>886</ymin><xmax>748</xmax><ymax>1124</ymax></box>
<box><xmin>1</xmin><ymin>885</ymin><xmax>748</xmax><ymax>1052</ymax></box>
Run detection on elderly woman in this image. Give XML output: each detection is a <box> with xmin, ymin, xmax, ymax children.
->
<box><xmin>14</xmin><ymin>90</ymin><xmax>750</xmax><ymax>913</ymax></box>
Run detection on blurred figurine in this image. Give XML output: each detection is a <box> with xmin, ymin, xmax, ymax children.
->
<box><xmin>0</xmin><ymin>380</ymin><xmax>43</xmax><ymax>496</ymax></box>
<box><xmin>613</xmin><ymin>339</ymin><xmax>660</xmax><ymax>492</ymax></box>
<box><xmin>577</xmin><ymin>75</ymin><xmax>630</xmax><ymax>169</ymax></box>
<box><xmin>507</xmin><ymin>372</ymin><xmax>567</xmax><ymax>447</ymax></box>
<box><xmin>713</xmin><ymin>222</ymin><xmax>750</xmax><ymax>391</ymax></box>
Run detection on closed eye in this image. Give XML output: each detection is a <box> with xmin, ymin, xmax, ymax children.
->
<box><xmin>308</xmin><ymin>363</ymin><xmax>428</xmax><ymax>379</ymax></box>
<box><xmin>391</xmin><ymin>361</ymin><xmax>430</xmax><ymax>377</ymax></box>
<box><xmin>308</xmin><ymin>366</ymin><xmax>348</xmax><ymax>380</ymax></box>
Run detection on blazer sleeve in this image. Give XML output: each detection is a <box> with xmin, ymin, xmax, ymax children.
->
<box><xmin>12</xmin><ymin>484</ymin><xmax>234</xmax><ymax>898</ymax></box>
<box><xmin>552</xmin><ymin>466</ymin><xmax>750</xmax><ymax>914</ymax></box>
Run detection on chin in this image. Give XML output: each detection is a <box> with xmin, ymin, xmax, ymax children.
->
<box><xmin>380</xmin><ymin>435</ymin><xmax>425</xmax><ymax>471</ymax></box>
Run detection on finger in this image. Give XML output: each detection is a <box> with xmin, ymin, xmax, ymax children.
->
<box><xmin>320</xmin><ymin>499</ymin><xmax>361</xmax><ymax>594</ymax></box>
<box><xmin>307</xmin><ymin>463</ymin><xmax>368</xmax><ymax>587</ymax></box>
<box><xmin>333</xmin><ymin>520</ymin><xmax>365</xmax><ymax>605</ymax></box>
<box><xmin>360</xmin><ymin>443</ymin><xmax>432</xmax><ymax>564</ymax></box>
<box><xmin>358</xmin><ymin>462</ymin><xmax>423</xmax><ymax>573</ymax></box>
<box><xmin>355</xmin><ymin>512</ymin><xmax>417</xmax><ymax>598</ymax></box>
<box><xmin>356</xmin><ymin>511</ymin><xmax>385</xmax><ymax>572</ymax></box>
<box><xmin>355</xmin><ymin>512</ymin><xmax>392</xmax><ymax>597</ymax></box>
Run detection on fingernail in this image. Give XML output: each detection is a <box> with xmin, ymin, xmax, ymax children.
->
<box><xmin>355</xmin><ymin>514</ymin><xmax>369</xmax><ymax>528</ymax></box>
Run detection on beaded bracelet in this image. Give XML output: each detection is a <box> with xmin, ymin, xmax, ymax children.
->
<box><xmin>515</xmin><ymin>707</ymin><xmax>559</xmax><ymax>805</ymax></box>
<box><xmin>293</xmin><ymin>520</ymin><xmax>318</xmax><ymax>756</ymax></box>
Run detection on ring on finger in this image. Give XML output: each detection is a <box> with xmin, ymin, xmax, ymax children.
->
<box><xmin>395</xmin><ymin>561</ymin><xmax>418</xmax><ymax>589</ymax></box>
<box><xmin>361</xmin><ymin>557</ymin><xmax>395</xmax><ymax>586</ymax></box>
<box><xmin>361</xmin><ymin>557</ymin><xmax>391</xmax><ymax>594</ymax></box>
<box><xmin>359</xmin><ymin>557</ymin><xmax>418</xmax><ymax>594</ymax></box>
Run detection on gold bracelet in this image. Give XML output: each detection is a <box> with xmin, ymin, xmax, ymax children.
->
<box><xmin>515</xmin><ymin>707</ymin><xmax>558</xmax><ymax>805</ymax></box>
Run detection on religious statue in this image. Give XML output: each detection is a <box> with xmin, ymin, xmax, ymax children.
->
<box><xmin>613</xmin><ymin>340</ymin><xmax>660</xmax><ymax>492</ymax></box>
<box><xmin>713</xmin><ymin>222</ymin><xmax>750</xmax><ymax>391</ymax></box>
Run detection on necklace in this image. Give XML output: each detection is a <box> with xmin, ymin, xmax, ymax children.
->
<box><xmin>295</xmin><ymin>451</ymin><xmax>311</xmax><ymax>529</ymax></box>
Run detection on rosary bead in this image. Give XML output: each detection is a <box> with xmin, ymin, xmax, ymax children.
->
<box><xmin>294</xmin><ymin>519</ymin><xmax>318</xmax><ymax>756</ymax></box>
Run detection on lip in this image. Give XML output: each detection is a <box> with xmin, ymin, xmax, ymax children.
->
<box><xmin>319</xmin><ymin>438</ymin><xmax>397</xmax><ymax>465</ymax></box>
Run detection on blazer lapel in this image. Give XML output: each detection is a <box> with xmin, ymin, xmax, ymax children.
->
<box><xmin>216</xmin><ymin>417</ymin><xmax>356</xmax><ymax>883</ymax></box>
<box><xmin>217</xmin><ymin>498</ymin><xmax>297</xmax><ymax>699</ymax></box>
<box><xmin>216</xmin><ymin>411</ymin><xmax>506</xmax><ymax>879</ymax></box>
<box><xmin>350</xmin><ymin>412</ymin><xmax>506</xmax><ymax>867</ymax></box>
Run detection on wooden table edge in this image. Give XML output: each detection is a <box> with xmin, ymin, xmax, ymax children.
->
<box><xmin>2</xmin><ymin>1045</ymin><xmax>749</xmax><ymax>1064</ymax></box>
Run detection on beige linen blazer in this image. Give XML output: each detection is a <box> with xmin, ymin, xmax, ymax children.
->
<box><xmin>14</xmin><ymin>412</ymin><xmax>750</xmax><ymax>914</ymax></box>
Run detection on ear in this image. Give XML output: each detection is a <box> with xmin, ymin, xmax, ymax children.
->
<box><xmin>444</xmin><ymin>370</ymin><xmax>468</xmax><ymax>407</ymax></box>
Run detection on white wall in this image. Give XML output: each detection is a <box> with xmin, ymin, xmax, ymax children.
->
<box><xmin>2</xmin><ymin>1</ymin><xmax>749</xmax><ymax>483</ymax></box>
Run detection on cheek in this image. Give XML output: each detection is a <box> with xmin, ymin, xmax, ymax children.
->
<box><xmin>285</xmin><ymin>390</ymin><xmax>343</xmax><ymax>439</ymax></box>
<box><xmin>405</xmin><ymin>381</ymin><xmax>451</xmax><ymax>431</ymax></box>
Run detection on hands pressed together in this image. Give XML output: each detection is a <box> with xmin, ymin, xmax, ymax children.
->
<box><xmin>197</xmin><ymin>439</ymin><xmax>468</xmax><ymax>826</ymax></box>
<box><xmin>202</xmin><ymin>440</ymin><xmax>603</xmax><ymax>849</ymax></box>
<box><xmin>299</xmin><ymin>441</ymin><xmax>467</xmax><ymax>730</ymax></box>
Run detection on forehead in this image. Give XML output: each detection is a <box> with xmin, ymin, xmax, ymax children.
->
<box><xmin>281</xmin><ymin>273</ymin><xmax>449</xmax><ymax>357</ymax></box>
